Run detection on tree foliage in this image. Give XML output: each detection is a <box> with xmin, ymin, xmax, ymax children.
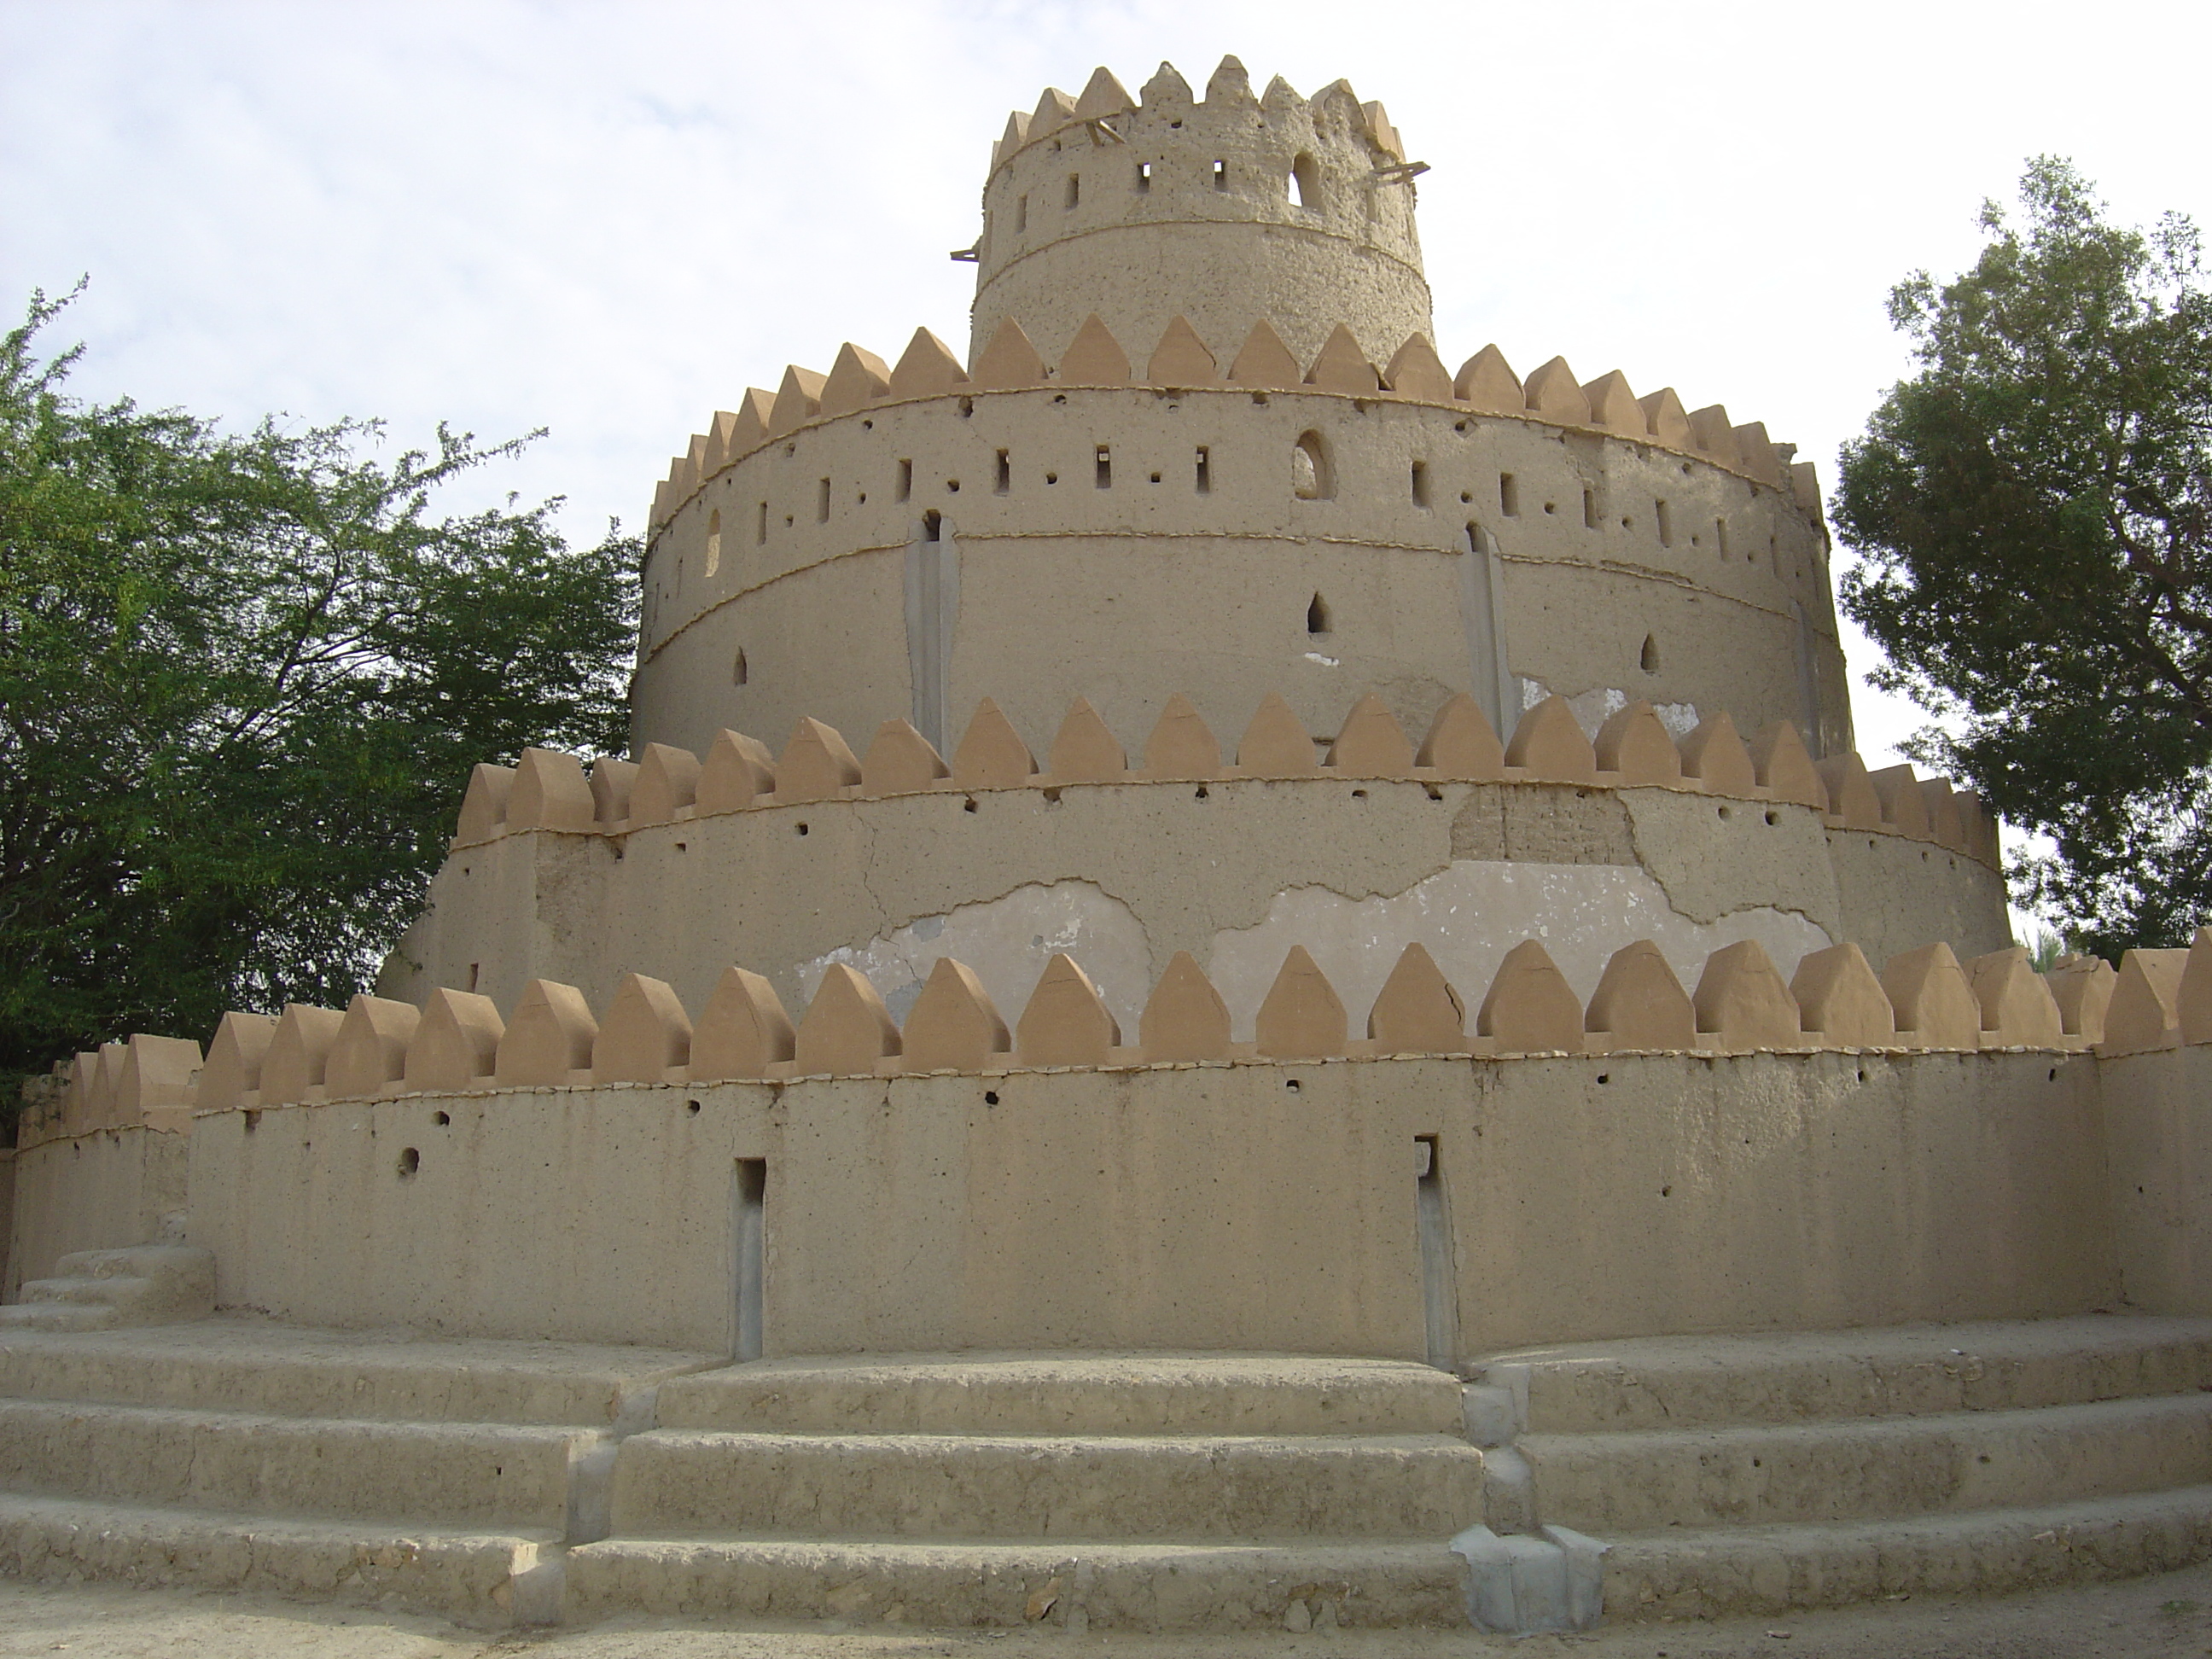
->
<box><xmin>0</xmin><ymin>287</ymin><xmax>638</xmax><ymax>1095</ymax></box>
<box><xmin>1836</xmin><ymin>159</ymin><xmax>2212</xmax><ymax>956</ymax></box>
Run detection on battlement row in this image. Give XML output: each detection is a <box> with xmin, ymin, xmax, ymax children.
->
<box><xmin>648</xmin><ymin>315</ymin><xmax>1812</xmax><ymax>533</ymax></box>
<box><xmin>449</xmin><ymin>689</ymin><xmax>2000</xmax><ymax>866</ymax></box>
<box><xmin>990</xmin><ymin>60</ymin><xmax>1406</xmax><ymax>175</ymax></box>
<box><xmin>43</xmin><ymin>928</ymin><xmax>2211</xmax><ymax>1142</ymax></box>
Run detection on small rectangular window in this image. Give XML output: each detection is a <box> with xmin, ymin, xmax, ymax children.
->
<box><xmin>1065</xmin><ymin>173</ymin><xmax>1080</xmax><ymax>209</ymax></box>
<box><xmin>1656</xmin><ymin>498</ymin><xmax>1673</xmax><ymax>548</ymax></box>
<box><xmin>1096</xmin><ymin>445</ymin><xmax>1112</xmax><ymax>489</ymax></box>
<box><xmin>896</xmin><ymin>459</ymin><xmax>912</xmax><ymax>503</ymax></box>
<box><xmin>1582</xmin><ymin>488</ymin><xmax>1598</xmax><ymax>530</ymax></box>
<box><xmin>1499</xmin><ymin>473</ymin><xmax>1519</xmax><ymax>517</ymax></box>
<box><xmin>755</xmin><ymin>501</ymin><xmax>767</xmax><ymax>544</ymax></box>
<box><xmin>817</xmin><ymin>478</ymin><xmax>830</xmax><ymax>523</ymax></box>
<box><xmin>1016</xmin><ymin>194</ymin><xmax>1027</xmax><ymax>232</ymax></box>
<box><xmin>1411</xmin><ymin>460</ymin><xmax>1431</xmax><ymax>509</ymax></box>
<box><xmin>1195</xmin><ymin>445</ymin><xmax>1211</xmax><ymax>494</ymax></box>
<box><xmin>1212</xmin><ymin>160</ymin><xmax>1228</xmax><ymax>191</ymax></box>
<box><xmin>1136</xmin><ymin>160</ymin><xmax>1152</xmax><ymax>193</ymax></box>
<box><xmin>995</xmin><ymin>449</ymin><xmax>1010</xmax><ymax>495</ymax></box>
<box><xmin>1715</xmin><ymin>517</ymin><xmax>1731</xmax><ymax>559</ymax></box>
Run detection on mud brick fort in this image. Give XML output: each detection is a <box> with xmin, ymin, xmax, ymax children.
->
<box><xmin>5</xmin><ymin>57</ymin><xmax>2209</xmax><ymax>1637</ymax></box>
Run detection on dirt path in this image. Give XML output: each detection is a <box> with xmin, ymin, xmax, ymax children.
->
<box><xmin>0</xmin><ymin>1563</ymin><xmax>2208</xmax><ymax>1659</ymax></box>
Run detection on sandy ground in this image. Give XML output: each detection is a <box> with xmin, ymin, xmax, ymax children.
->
<box><xmin>0</xmin><ymin>1563</ymin><xmax>2209</xmax><ymax>1659</ymax></box>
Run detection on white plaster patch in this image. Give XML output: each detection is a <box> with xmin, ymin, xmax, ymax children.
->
<box><xmin>1205</xmin><ymin>861</ymin><xmax>1831</xmax><ymax>1041</ymax></box>
<box><xmin>800</xmin><ymin>881</ymin><xmax>1152</xmax><ymax>1033</ymax></box>
<box><xmin>1526</xmin><ymin>677</ymin><xmax>1699</xmax><ymax>740</ymax></box>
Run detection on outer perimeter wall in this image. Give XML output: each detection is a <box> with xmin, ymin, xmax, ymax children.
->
<box><xmin>11</xmin><ymin>1047</ymin><xmax>2122</xmax><ymax>1359</ymax></box>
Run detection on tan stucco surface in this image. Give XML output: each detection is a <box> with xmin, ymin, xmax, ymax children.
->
<box><xmin>2105</xmin><ymin>1045</ymin><xmax>2212</xmax><ymax>1316</ymax></box>
<box><xmin>3</xmin><ymin>1046</ymin><xmax>2119</xmax><ymax>1361</ymax></box>
<box><xmin>6</xmin><ymin>1130</ymin><xmax>184</xmax><ymax>1299</ymax></box>
<box><xmin>383</xmin><ymin>781</ymin><xmax>2007</xmax><ymax>1033</ymax></box>
<box><xmin>632</xmin><ymin>387</ymin><xmax>1846</xmax><ymax>766</ymax></box>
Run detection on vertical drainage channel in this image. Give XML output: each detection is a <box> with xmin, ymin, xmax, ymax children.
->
<box><xmin>1417</xmin><ymin>1136</ymin><xmax>1457</xmax><ymax>1371</ymax></box>
<box><xmin>735</xmin><ymin>1158</ymin><xmax>766</xmax><ymax>1362</ymax></box>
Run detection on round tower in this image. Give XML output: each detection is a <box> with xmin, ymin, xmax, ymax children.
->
<box><xmin>971</xmin><ymin>58</ymin><xmax>1433</xmax><ymax>370</ymax></box>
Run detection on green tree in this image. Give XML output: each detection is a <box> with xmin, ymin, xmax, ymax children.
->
<box><xmin>1836</xmin><ymin>159</ymin><xmax>2212</xmax><ymax>958</ymax></box>
<box><xmin>0</xmin><ymin>288</ymin><xmax>638</xmax><ymax>1105</ymax></box>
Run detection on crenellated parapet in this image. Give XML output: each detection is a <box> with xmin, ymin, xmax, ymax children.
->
<box><xmin>448</xmin><ymin>688</ymin><xmax>2001</xmax><ymax>869</ymax></box>
<box><xmin>50</xmin><ymin>927</ymin><xmax>2212</xmax><ymax>1140</ymax></box>
<box><xmin>647</xmin><ymin>314</ymin><xmax>1813</xmax><ymax>537</ymax></box>
<box><xmin>968</xmin><ymin>59</ymin><xmax>1429</xmax><ymax>365</ymax></box>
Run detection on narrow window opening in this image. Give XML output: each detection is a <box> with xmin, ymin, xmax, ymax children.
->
<box><xmin>1016</xmin><ymin>194</ymin><xmax>1027</xmax><ymax>232</ymax></box>
<box><xmin>1715</xmin><ymin>518</ymin><xmax>1730</xmax><ymax>559</ymax></box>
<box><xmin>705</xmin><ymin>508</ymin><xmax>722</xmax><ymax>577</ymax></box>
<box><xmin>1211</xmin><ymin>159</ymin><xmax>1228</xmax><ymax>191</ymax></box>
<box><xmin>1499</xmin><ymin>473</ymin><xmax>1519</xmax><ymax>517</ymax></box>
<box><xmin>922</xmin><ymin>509</ymin><xmax>942</xmax><ymax>542</ymax></box>
<box><xmin>1582</xmin><ymin>488</ymin><xmax>1598</xmax><ymax>529</ymax></box>
<box><xmin>1095</xmin><ymin>445</ymin><xmax>1112</xmax><ymax>488</ymax></box>
<box><xmin>1640</xmin><ymin>634</ymin><xmax>1660</xmax><ymax>673</ymax></box>
<box><xmin>896</xmin><ymin>459</ymin><xmax>912</xmax><ymax>503</ymax></box>
<box><xmin>1065</xmin><ymin>173</ymin><xmax>1080</xmax><ymax>209</ymax></box>
<box><xmin>1416</xmin><ymin>1138</ymin><xmax>1457</xmax><ymax>1371</ymax></box>
<box><xmin>1289</xmin><ymin>151</ymin><xmax>1320</xmax><ymax>209</ymax></box>
<box><xmin>995</xmin><ymin>449</ymin><xmax>1010</xmax><ymax>495</ymax></box>
<box><xmin>1307</xmin><ymin>593</ymin><xmax>1331</xmax><ymax>634</ymax></box>
<box><xmin>733</xmin><ymin>649</ymin><xmax>748</xmax><ymax>686</ymax></box>
<box><xmin>1136</xmin><ymin>160</ymin><xmax>1152</xmax><ymax>193</ymax></box>
<box><xmin>816</xmin><ymin>478</ymin><xmax>830</xmax><ymax>523</ymax></box>
<box><xmin>1410</xmin><ymin>460</ymin><xmax>1431</xmax><ymax>509</ymax></box>
<box><xmin>1656</xmin><ymin>498</ymin><xmax>1673</xmax><ymax>548</ymax></box>
<box><xmin>1291</xmin><ymin>430</ymin><xmax>1333</xmax><ymax>500</ymax></box>
<box><xmin>755</xmin><ymin>501</ymin><xmax>767</xmax><ymax>544</ymax></box>
<box><xmin>734</xmin><ymin>1159</ymin><xmax>765</xmax><ymax>1361</ymax></box>
<box><xmin>465</xmin><ymin>963</ymin><xmax>480</xmax><ymax>992</ymax></box>
<box><xmin>1195</xmin><ymin>445</ymin><xmax>1211</xmax><ymax>494</ymax></box>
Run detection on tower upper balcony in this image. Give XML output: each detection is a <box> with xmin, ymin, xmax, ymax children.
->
<box><xmin>970</xmin><ymin>58</ymin><xmax>1434</xmax><ymax>371</ymax></box>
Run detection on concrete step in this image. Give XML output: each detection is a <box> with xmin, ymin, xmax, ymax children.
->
<box><xmin>609</xmin><ymin>1429</ymin><xmax>1487</xmax><ymax>1541</ymax></box>
<box><xmin>654</xmin><ymin>1353</ymin><xmax>1464</xmax><ymax>1437</ymax></box>
<box><xmin>0</xmin><ymin>1493</ymin><xmax>560</xmax><ymax>1627</ymax></box>
<box><xmin>1487</xmin><ymin>1314</ymin><xmax>2212</xmax><ymax>1434</ymax></box>
<box><xmin>1524</xmin><ymin>1392</ymin><xmax>2212</xmax><ymax>1532</ymax></box>
<box><xmin>565</xmin><ymin>1533</ymin><xmax>1472</xmax><ymax>1630</ymax></box>
<box><xmin>20</xmin><ymin>1274</ymin><xmax>163</xmax><ymax>1309</ymax></box>
<box><xmin>0</xmin><ymin>1304</ymin><xmax>119</xmax><ymax>1334</ymax></box>
<box><xmin>1603</xmin><ymin>1482</ymin><xmax>2212</xmax><ymax>1620</ymax></box>
<box><xmin>0</xmin><ymin>1316</ymin><xmax>718</xmax><ymax>1424</ymax></box>
<box><xmin>0</xmin><ymin>1398</ymin><xmax>594</xmax><ymax>1530</ymax></box>
<box><xmin>5</xmin><ymin>1246</ymin><xmax>212</xmax><ymax>1329</ymax></box>
<box><xmin>53</xmin><ymin>1245</ymin><xmax>212</xmax><ymax>1285</ymax></box>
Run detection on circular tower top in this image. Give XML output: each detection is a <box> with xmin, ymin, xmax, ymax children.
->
<box><xmin>970</xmin><ymin>58</ymin><xmax>1434</xmax><ymax>372</ymax></box>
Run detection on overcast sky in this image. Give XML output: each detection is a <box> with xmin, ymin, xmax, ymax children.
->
<box><xmin>6</xmin><ymin>0</ymin><xmax>2207</xmax><ymax>804</ymax></box>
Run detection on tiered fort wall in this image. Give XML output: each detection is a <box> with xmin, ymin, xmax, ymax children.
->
<box><xmin>970</xmin><ymin>60</ymin><xmax>1430</xmax><ymax>368</ymax></box>
<box><xmin>630</xmin><ymin>317</ymin><xmax>1847</xmax><ymax>771</ymax></box>
<box><xmin>16</xmin><ymin>925</ymin><xmax>2207</xmax><ymax>1359</ymax></box>
<box><xmin>379</xmin><ymin>690</ymin><xmax>2006</xmax><ymax>1036</ymax></box>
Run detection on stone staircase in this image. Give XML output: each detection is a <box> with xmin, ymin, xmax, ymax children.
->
<box><xmin>0</xmin><ymin>1313</ymin><xmax>2209</xmax><ymax>1630</ymax></box>
<box><xmin>0</xmin><ymin>1246</ymin><xmax>215</xmax><ymax>1331</ymax></box>
<box><xmin>0</xmin><ymin>1318</ymin><xmax>717</xmax><ymax>1625</ymax></box>
<box><xmin>1478</xmin><ymin>1314</ymin><xmax>2212</xmax><ymax>1620</ymax></box>
<box><xmin>562</xmin><ymin>1352</ymin><xmax>1490</xmax><ymax>1631</ymax></box>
